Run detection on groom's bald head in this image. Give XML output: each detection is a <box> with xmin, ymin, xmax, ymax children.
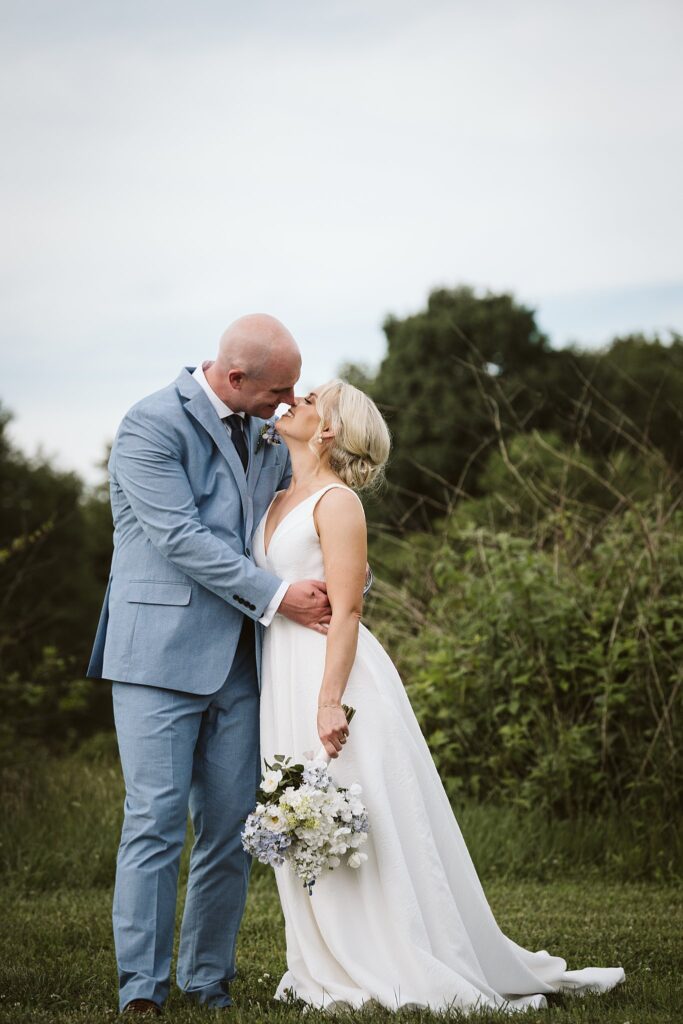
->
<box><xmin>215</xmin><ymin>314</ymin><xmax>301</xmax><ymax>379</ymax></box>
<box><xmin>205</xmin><ymin>313</ymin><xmax>301</xmax><ymax>417</ymax></box>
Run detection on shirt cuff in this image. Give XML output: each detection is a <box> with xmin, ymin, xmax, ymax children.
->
<box><xmin>259</xmin><ymin>581</ymin><xmax>289</xmax><ymax>626</ymax></box>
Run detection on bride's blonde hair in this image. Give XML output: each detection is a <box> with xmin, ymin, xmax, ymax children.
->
<box><xmin>311</xmin><ymin>379</ymin><xmax>391</xmax><ymax>491</ymax></box>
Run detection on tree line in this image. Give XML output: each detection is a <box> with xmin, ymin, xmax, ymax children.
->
<box><xmin>2</xmin><ymin>285</ymin><xmax>681</xmax><ymax>832</ymax></box>
<box><xmin>344</xmin><ymin>285</ymin><xmax>682</xmax><ymax>528</ymax></box>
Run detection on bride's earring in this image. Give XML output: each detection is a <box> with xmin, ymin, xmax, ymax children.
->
<box><xmin>317</xmin><ymin>436</ymin><xmax>323</xmax><ymax>444</ymax></box>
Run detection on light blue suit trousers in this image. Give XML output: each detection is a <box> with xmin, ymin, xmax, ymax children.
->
<box><xmin>112</xmin><ymin>620</ymin><xmax>259</xmax><ymax>1010</ymax></box>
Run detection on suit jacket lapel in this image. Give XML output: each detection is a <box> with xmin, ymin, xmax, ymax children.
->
<box><xmin>176</xmin><ymin>369</ymin><xmax>248</xmax><ymax>515</ymax></box>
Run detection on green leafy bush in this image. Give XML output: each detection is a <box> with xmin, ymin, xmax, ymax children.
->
<box><xmin>0</xmin><ymin>404</ymin><xmax>114</xmax><ymax>760</ymax></box>
<box><xmin>368</xmin><ymin>486</ymin><xmax>682</xmax><ymax>833</ymax></box>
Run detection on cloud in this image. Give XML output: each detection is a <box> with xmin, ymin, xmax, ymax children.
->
<box><xmin>1</xmin><ymin>0</ymin><xmax>681</xmax><ymax>481</ymax></box>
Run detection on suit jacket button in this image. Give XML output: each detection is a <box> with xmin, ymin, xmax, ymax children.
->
<box><xmin>245</xmin><ymin>548</ymin><xmax>251</xmax><ymax>557</ymax></box>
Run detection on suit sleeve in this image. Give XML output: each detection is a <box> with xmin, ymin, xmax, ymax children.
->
<box><xmin>111</xmin><ymin>406</ymin><xmax>283</xmax><ymax>619</ymax></box>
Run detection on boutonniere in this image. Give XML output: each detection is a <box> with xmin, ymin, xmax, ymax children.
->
<box><xmin>255</xmin><ymin>419</ymin><xmax>282</xmax><ymax>454</ymax></box>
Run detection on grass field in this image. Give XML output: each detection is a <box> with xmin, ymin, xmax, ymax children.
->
<box><xmin>1</xmin><ymin>749</ymin><xmax>680</xmax><ymax>1023</ymax></box>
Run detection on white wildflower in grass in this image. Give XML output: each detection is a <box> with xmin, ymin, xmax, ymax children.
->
<box><xmin>241</xmin><ymin>714</ymin><xmax>369</xmax><ymax>894</ymax></box>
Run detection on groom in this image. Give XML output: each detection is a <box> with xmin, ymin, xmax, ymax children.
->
<box><xmin>87</xmin><ymin>314</ymin><xmax>331</xmax><ymax>1016</ymax></box>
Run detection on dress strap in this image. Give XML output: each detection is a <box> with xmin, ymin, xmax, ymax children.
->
<box><xmin>310</xmin><ymin>483</ymin><xmax>364</xmax><ymax>510</ymax></box>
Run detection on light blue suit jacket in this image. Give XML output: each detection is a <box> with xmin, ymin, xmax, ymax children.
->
<box><xmin>87</xmin><ymin>367</ymin><xmax>291</xmax><ymax>694</ymax></box>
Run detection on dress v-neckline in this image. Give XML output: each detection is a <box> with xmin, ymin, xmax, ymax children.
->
<box><xmin>262</xmin><ymin>483</ymin><xmax>348</xmax><ymax>558</ymax></box>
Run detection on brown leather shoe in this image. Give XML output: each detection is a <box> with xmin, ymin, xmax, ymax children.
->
<box><xmin>122</xmin><ymin>999</ymin><xmax>162</xmax><ymax>1016</ymax></box>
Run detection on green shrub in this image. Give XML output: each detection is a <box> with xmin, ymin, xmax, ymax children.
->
<box><xmin>377</xmin><ymin>502</ymin><xmax>681</xmax><ymax>828</ymax></box>
<box><xmin>0</xmin><ymin>646</ymin><xmax>112</xmax><ymax>769</ymax></box>
<box><xmin>363</xmin><ymin>427</ymin><xmax>682</xmax><ymax>848</ymax></box>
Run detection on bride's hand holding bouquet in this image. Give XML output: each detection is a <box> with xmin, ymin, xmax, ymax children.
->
<box><xmin>317</xmin><ymin>701</ymin><xmax>351</xmax><ymax>759</ymax></box>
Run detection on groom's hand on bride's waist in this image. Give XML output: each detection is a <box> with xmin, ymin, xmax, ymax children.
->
<box><xmin>278</xmin><ymin>580</ymin><xmax>332</xmax><ymax>635</ymax></box>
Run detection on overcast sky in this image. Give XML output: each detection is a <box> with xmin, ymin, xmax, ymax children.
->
<box><xmin>2</xmin><ymin>0</ymin><xmax>682</xmax><ymax>484</ymax></box>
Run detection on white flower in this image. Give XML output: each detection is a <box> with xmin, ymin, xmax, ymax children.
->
<box><xmin>264</xmin><ymin>808</ymin><xmax>286</xmax><ymax>831</ymax></box>
<box><xmin>261</xmin><ymin>769</ymin><xmax>283</xmax><ymax>794</ymax></box>
<box><xmin>243</xmin><ymin>739</ymin><xmax>370</xmax><ymax>891</ymax></box>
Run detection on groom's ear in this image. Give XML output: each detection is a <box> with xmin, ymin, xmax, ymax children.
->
<box><xmin>227</xmin><ymin>369</ymin><xmax>246</xmax><ymax>389</ymax></box>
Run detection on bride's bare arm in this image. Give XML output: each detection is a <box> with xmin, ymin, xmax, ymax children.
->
<box><xmin>314</xmin><ymin>487</ymin><xmax>367</xmax><ymax>758</ymax></box>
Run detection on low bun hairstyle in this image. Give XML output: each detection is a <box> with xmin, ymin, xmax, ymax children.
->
<box><xmin>312</xmin><ymin>379</ymin><xmax>391</xmax><ymax>491</ymax></box>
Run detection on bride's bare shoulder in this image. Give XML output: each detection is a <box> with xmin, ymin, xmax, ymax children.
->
<box><xmin>315</xmin><ymin>483</ymin><xmax>365</xmax><ymax>513</ymax></box>
<box><xmin>313</xmin><ymin>484</ymin><xmax>366</xmax><ymax>535</ymax></box>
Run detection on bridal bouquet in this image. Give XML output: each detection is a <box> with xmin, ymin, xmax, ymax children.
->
<box><xmin>241</xmin><ymin>706</ymin><xmax>369</xmax><ymax>894</ymax></box>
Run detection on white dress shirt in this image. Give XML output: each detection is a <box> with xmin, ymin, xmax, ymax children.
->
<box><xmin>192</xmin><ymin>363</ymin><xmax>288</xmax><ymax>626</ymax></box>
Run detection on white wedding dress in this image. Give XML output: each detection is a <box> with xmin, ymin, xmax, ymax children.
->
<box><xmin>255</xmin><ymin>483</ymin><xmax>625</xmax><ymax>1013</ymax></box>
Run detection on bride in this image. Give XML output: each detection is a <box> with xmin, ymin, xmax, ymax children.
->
<box><xmin>255</xmin><ymin>379</ymin><xmax>625</xmax><ymax>1014</ymax></box>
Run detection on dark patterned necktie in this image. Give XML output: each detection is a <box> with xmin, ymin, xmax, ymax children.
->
<box><xmin>223</xmin><ymin>414</ymin><xmax>249</xmax><ymax>472</ymax></box>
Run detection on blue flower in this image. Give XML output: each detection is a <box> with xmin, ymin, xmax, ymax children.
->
<box><xmin>302</xmin><ymin>763</ymin><xmax>330</xmax><ymax>789</ymax></box>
